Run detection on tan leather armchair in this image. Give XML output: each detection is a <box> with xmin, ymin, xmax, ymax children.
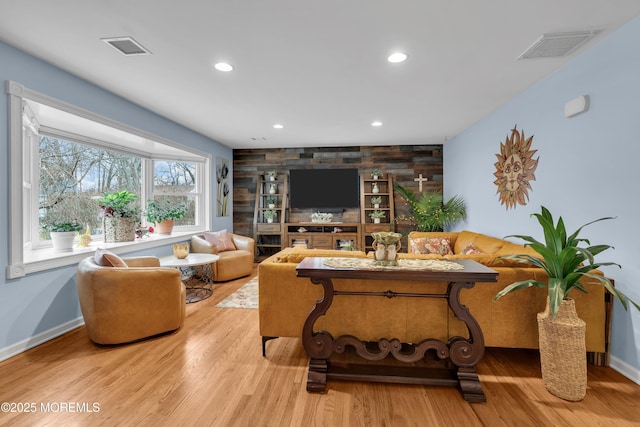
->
<box><xmin>191</xmin><ymin>233</ymin><xmax>255</xmax><ymax>281</ymax></box>
<box><xmin>77</xmin><ymin>256</ymin><xmax>186</xmax><ymax>345</ymax></box>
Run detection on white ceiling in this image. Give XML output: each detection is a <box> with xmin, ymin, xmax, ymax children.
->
<box><xmin>1</xmin><ymin>1</ymin><xmax>640</xmax><ymax>149</ymax></box>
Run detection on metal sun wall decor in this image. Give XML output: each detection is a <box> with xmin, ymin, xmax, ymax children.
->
<box><xmin>216</xmin><ymin>157</ymin><xmax>230</xmax><ymax>217</ymax></box>
<box><xmin>493</xmin><ymin>126</ymin><xmax>539</xmax><ymax>210</ymax></box>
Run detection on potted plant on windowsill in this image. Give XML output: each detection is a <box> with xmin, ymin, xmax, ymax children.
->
<box><xmin>97</xmin><ymin>190</ymin><xmax>140</xmax><ymax>243</ymax></box>
<box><xmin>494</xmin><ymin>206</ymin><xmax>639</xmax><ymax>401</ymax></box>
<box><xmin>369</xmin><ymin>210</ymin><xmax>386</xmax><ymax>224</ymax></box>
<box><xmin>43</xmin><ymin>221</ymin><xmax>83</xmax><ymax>252</ymax></box>
<box><xmin>263</xmin><ymin>209</ymin><xmax>277</xmax><ymax>224</ymax></box>
<box><xmin>144</xmin><ymin>199</ymin><xmax>188</xmax><ymax>235</ymax></box>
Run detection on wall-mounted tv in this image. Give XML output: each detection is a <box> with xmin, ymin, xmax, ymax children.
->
<box><xmin>289</xmin><ymin>168</ymin><xmax>359</xmax><ymax>210</ymax></box>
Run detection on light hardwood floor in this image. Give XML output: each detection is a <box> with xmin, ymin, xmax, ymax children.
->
<box><xmin>1</xmin><ymin>265</ymin><xmax>639</xmax><ymax>427</ymax></box>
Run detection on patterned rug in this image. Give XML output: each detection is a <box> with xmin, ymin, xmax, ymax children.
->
<box><xmin>216</xmin><ymin>277</ymin><xmax>258</xmax><ymax>309</ymax></box>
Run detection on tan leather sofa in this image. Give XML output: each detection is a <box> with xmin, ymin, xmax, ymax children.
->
<box><xmin>258</xmin><ymin>231</ymin><xmax>608</xmax><ymax>358</ymax></box>
<box><xmin>77</xmin><ymin>256</ymin><xmax>186</xmax><ymax>345</ymax></box>
<box><xmin>190</xmin><ymin>233</ymin><xmax>255</xmax><ymax>281</ymax></box>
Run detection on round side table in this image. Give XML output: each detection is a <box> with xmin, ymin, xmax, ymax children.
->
<box><xmin>158</xmin><ymin>253</ymin><xmax>220</xmax><ymax>303</ymax></box>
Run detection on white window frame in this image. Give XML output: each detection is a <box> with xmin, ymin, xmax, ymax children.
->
<box><xmin>6</xmin><ymin>81</ymin><xmax>211</xmax><ymax>278</ymax></box>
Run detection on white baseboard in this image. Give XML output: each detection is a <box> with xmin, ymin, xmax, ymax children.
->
<box><xmin>0</xmin><ymin>317</ymin><xmax>84</xmax><ymax>363</ymax></box>
<box><xmin>609</xmin><ymin>355</ymin><xmax>640</xmax><ymax>385</ymax></box>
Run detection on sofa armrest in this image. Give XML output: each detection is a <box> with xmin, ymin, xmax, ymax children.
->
<box><xmin>190</xmin><ymin>234</ymin><xmax>220</xmax><ymax>254</ymax></box>
<box><xmin>123</xmin><ymin>256</ymin><xmax>161</xmax><ymax>268</ymax></box>
<box><xmin>231</xmin><ymin>233</ymin><xmax>255</xmax><ymax>253</ymax></box>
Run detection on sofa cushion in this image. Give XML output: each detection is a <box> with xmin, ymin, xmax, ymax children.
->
<box><xmin>410</xmin><ymin>237</ymin><xmax>454</xmax><ymax>255</ymax></box>
<box><xmin>94</xmin><ymin>248</ymin><xmax>127</xmax><ymax>268</ymax></box>
<box><xmin>460</xmin><ymin>243</ymin><xmax>482</xmax><ymax>255</ymax></box>
<box><xmin>203</xmin><ymin>229</ymin><xmax>236</xmax><ymax>252</ymax></box>
<box><xmin>276</xmin><ymin>248</ymin><xmax>366</xmax><ymax>264</ymax></box>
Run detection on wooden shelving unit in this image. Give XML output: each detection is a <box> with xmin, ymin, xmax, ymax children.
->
<box><xmin>360</xmin><ymin>173</ymin><xmax>395</xmax><ymax>252</ymax></box>
<box><xmin>253</xmin><ymin>173</ymin><xmax>288</xmax><ymax>260</ymax></box>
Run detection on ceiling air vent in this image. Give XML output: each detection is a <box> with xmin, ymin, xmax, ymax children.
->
<box><xmin>518</xmin><ymin>30</ymin><xmax>599</xmax><ymax>59</ymax></box>
<box><xmin>101</xmin><ymin>37</ymin><xmax>152</xmax><ymax>56</ymax></box>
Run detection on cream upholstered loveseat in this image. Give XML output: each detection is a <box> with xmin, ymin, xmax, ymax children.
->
<box><xmin>190</xmin><ymin>231</ymin><xmax>255</xmax><ymax>282</ymax></box>
<box><xmin>258</xmin><ymin>231</ymin><xmax>609</xmax><ymax>358</ymax></box>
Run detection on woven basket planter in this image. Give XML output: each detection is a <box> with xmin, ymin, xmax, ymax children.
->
<box><xmin>103</xmin><ymin>217</ymin><xmax>136</xmax><ymax>243</ymax></box>
<box><xmin>537</xmin><ymin>297</ymin><xmax>587</xmax><ymax>401</ymax></box>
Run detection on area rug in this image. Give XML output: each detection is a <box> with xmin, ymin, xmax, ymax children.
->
<box><xmin>216</xmin><ymin>277</ymin><xmax>258</xmax><ymax>309</ymax></box>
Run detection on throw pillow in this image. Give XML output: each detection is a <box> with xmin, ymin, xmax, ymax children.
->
<box><xmin>203</xmin><ymin>230</ymin><xmax>236</xmax><ymax>252</ymax></box>
<box><xmin>460</xmin><ymin>243</ymin><xmax>482</xmax><ymax>255</ymax></box>
<box><xmin>409</xmin><ymin>237</ymin><xmax>454</xmax><ymax>255</ymax></box>
<box><xmin>94</xmin><ymin>248</ymin><xmax>127</xmax><ymax>267</ymax></box>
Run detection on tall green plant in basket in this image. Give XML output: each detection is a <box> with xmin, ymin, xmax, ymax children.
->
<box><xmin>494</xmin><ymin>206</ymin><xmax>638</xmax><ymax>316</ymax></box>
<box><xmin>494</xmin><ymin>206</ymin><xmax>639</xmax><ymax>401</ymax></box>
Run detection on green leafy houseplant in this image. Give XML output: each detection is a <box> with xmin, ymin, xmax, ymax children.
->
<box><xmin>263</xmin><ymin>209</ymin><xmax>277</xmax><ymax>221</ymax></box>
<box><xmin>369</xmin><ymin>210</ymin><xmax>386</xmax><ymax>221</ymax></box>
<box><xmin>394</xmin><ymin>185</ymin><xmax>466</xmax><ymax>232</ymax></box>
<box><xmin>42</xmin><ymin>221</ymin><xmax>83</xmax><ymax>233</ymax></box>
<box><xmin>97</xmin><ymin>190</ymin><xmax>139</xmax><ymax>219</ymax></box>
<box><xmin>144</xmin><ymin>199</ymin><xmax>188</xmax><ymax>224</ymax></box>
<box><xmin>370</xmin><ymin>168</ymin><xmax>383</xmax><ymax>179</ymax></box>
<box><xmin>371</xmin><ymin>196</ymin><xmax>382</xmax><ymax>206</ymax></box>
<box><xmin>494</xmin><ymin>206</ymin><xmax>639</xmax><ymax>316</ymax></box>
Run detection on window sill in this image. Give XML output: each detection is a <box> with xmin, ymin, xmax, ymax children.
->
<box><xmin>8</xmin><ymin>231</ymin><xmax>200</xmax><ymax>279</ymax></box>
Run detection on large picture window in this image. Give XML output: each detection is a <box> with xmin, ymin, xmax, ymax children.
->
<box><xmin>7</xmin><ymin>81</ymin><xmax>210</xmax><ymax>278</ymax></box>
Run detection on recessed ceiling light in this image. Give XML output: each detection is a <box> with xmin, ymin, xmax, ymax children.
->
<box><xmin>371</xmin><ymin>121</ymin><xmax>383</xmax><ymax>127</ymax></box>
<box><xmin>273</xmin><ymin>124</ymin><xmax>284</xmax><ymax>129</ymax></box>
<box><xmin>387</xmin><ymin>52</ymin><xmax>407</xmax><ymax>63</ymax></box>
<box><xmin>214</xmin><ymin>62</ymin><xmax>234</xmax><ymax>72</ymax></box>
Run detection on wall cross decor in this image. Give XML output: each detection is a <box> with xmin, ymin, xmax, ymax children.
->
<box><xmin>413</xmin><ymin>174</ymin><xmax>428</xmax><ymax>192</ymax></box>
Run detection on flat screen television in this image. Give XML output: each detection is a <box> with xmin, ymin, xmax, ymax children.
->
<box><xmin>289</xmin><ymin>168</ymin><xmax>359</xmax><ymax>210</ymax></box>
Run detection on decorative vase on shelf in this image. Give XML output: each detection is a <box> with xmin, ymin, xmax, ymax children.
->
<box><xmin>269</xmin><ymin>184</ymin><xmax>276</xmax><ymax>195</ymax></box>
<box><xmin>372</xmin><ymin>183</ymin><xmax>379</xmax><ymax>194</ymax></box>
<box><xmin>268</xmin><ymin>203</ymin><xmax>275</xmax><ymax>209</ymax></box>
<box><xmin>373</xmin><ymin>203</ymin><xmax>380</xmax><ymax>209</ymax></box>
<box><xmin>374</xmin><ymin>218</ymin><xmax>381</xmax><ymax>224</ymax></box>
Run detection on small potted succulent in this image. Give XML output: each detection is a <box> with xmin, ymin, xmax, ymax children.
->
<box><xmin>267</xmin><ymin>197</ymin><xmax>277</xmax><ymax>209</ymax></box>
<box><xmin>371</xmin><ymin>196</ymin><xmax>382</xmax><ymax>209</ymax></box>
<box><xmin>370</xmin><ymin>168</ymin><xmax>383</xmax><ymax>180</ymax></box>
<box><xmin>43</xmin><ymin>221</ymin><xmax>83</xmax><ymax>252</ymax></box>
<box><xmin>144</xmin><ymin>199</ymin><xmax>188</xmax><ymax>235</ymax></box>
<box><xmin>263</xmin><ymin>209</ymin><xmax>277</xmax><ymax>223</ymax></box>
<box><xmin>369</xmin><ymin>210</ymin><xmax>386</xmax><ymax>224</ymax></box>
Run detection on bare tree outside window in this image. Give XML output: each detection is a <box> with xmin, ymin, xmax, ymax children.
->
<box><xmin>39</xmin><ymin>136</ymin><xmax>141</xmax><ymax>238</ymax></box>
<box><xmin>152</xmin><ymin>161</ymin><xmax>197</xmax><ymax>226</ymax></box>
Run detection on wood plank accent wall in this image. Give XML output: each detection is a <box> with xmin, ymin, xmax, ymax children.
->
<box><xmin>233</xmin><ymin>145</ymin><xmax>443</xmax><ymax>239</ymax></box>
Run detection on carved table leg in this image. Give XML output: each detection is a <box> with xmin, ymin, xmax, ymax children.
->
<box><xmin>447</xmin><ymin>281</ymin><xmax>486</xmax><ymax>402</ymax></box>
<box><xmin>457</xmin><ymin>367</ymin><xmax>486</xmax><ymax>403</ymax></box>
<box><xmin>307</xmin><ymin>359</ymin><xmax>328</xmax><ymax>392</ymax></box>
<box><xmin>302</xmin><ymin>277</ymin><xmax>335</xmax><ymax>392</ymax></box>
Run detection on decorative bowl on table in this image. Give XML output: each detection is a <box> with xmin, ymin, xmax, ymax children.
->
<box><xmin>311</xmin><ymin>212</ymin><xmax>333</xmax><ymax>223</ymax></box>
<box><xmin>172</xmin><ymin>243</ymin><xmax>189</xmax><ymax>259</ymax></box>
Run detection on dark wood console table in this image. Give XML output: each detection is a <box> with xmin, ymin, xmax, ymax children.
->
<box><xmin>295</xmin><ymin>257</ymin><xmax>498</xmax><ymax>402</ymax></box>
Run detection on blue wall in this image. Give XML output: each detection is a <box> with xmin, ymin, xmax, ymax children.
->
<box><xmin>0</xmin><ymin>41</ymin><xmax>232</xmax><ymax>355</ymax></box>
<box><xmin>444</xmin><ymin>17</ymin><xmax>640</xmax><ymax>380</ymax></box>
